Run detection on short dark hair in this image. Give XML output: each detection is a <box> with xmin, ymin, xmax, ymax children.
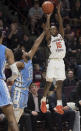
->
<box><xmin>13</xmin><ymin>47</ymin><xmax>23</xmax><ymax>61</ymax></box>
<box><xmin>50</xmin><ymin>22</ymin><xmax>59</xmax><ymax>30</ymax></box>
<box><xmin>34</xmin><ymin>0</ymin><xmax>39</xmax><ymax>4</ymax></box>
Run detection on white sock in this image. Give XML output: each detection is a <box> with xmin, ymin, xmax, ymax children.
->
<box><xmin>42</xmin><ymin>96</ymin><xmax>46</xmax><ymax>102</ymax></box>
<box><xmin>57</xmin><ymin>100</ymin><xmax>62</xmax><ymax>106</ymax></box>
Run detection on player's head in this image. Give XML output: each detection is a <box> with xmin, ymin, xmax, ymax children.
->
<box><xmin>14</xmin><ymin>47</ymin><xmax>23</xmax><ymax>61</ymax></box>
<box><xmin>50</xmin><ymin>23</ymin><xmax>59</xmax><ymax>36</ymax></box>
<box><xmin>14</xmin><ymin>47</ymin><xmax>30</xmax><ymax>61</ymax></box>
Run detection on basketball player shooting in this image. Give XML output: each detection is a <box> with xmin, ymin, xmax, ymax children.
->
<box><xmin>41</xmin><ymin>2</ymin><xmax>66</xmax><ymax>113</ymax></box>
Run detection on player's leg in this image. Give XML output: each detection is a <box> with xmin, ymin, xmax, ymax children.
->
<box><xmin>0</xmin><ymin>80</ymin><xmax>19</xmax><ymax>131</ymax></box>
<box><xmin>14</xmin><ymin>108</ymin><xmax>24</xmax><ymax>123</ymax></box>
<box><xmin>44</xmin><ymin>59</ymin><xmax>54</xmax><ymax>97</ymax></box>
<box><xmin>2</xmin><ymin>104</ymin><xmax>19</xmax><ymax>131</ymax></box>
<box><xmin>52</xmin><ymin>60</ymin><xmax>66</xmax><ymax>115</ymax></box>
<box><xmin>41</xmin><ymin>59</ymin><xmax>54</xmax><ymax>113</ymax></box>
<box><xmin>56</xmin><ymin>80</ymin><xmax>63</xmax><ymax>105</ymax></box>
<box><xmin>55</xmin><ymin>59</ymin><xmax>66</xmax><ymax>106</ymax></box>
<box><xmin>43</xmin><ymin>81</ymin><xmax>52</xmax><ymax>97</ymax></box>
<box><xmin>11</xmin><ymin>87</ymin><xmax>28</xmax><ymax>123</ymax></box>
<box><xmin>41</xmin><ymin>81</ymin><xmax>52</xmax><ymax>113</ymax></box>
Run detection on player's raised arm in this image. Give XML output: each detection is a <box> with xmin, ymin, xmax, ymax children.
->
<box><xmin>28</xmin><ymin>31</ymin><xmax>45</xmax><ymax>59</ymax></box>
<box><xmin>57</xmin><ymin>3</ymin><xmax>64</xmax><ymax>38</ymax></box>
<box><xmin>16</xmin><ymin>61</ymin><xmax>24</xmax><ymax>70</ymax></box>
<box><xmin>42</xmin><ymin>1</ymin><xmax>54</xmax><ymax>45</ymax></box>
<box><xmin>45</xmin><ymin>14</ymin><xmax>51</xmax><ymax>45</ymax></box>
<box><xmin>6</xmin><ymin>48</ymin><xmax>19</xmax><ymax>81</ymax></box>
<box><xmin>6</xmin><ymin>48</ymin><xmax>15</xmax><ymax>65</ymax></box>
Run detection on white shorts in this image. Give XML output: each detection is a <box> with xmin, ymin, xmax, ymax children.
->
<box><xmin>46</xmin><ymin>59</ymin><xmax>66</xmax><ymax>82</ymax></box>
<box><xmin>14</xmin><ymin>108</ymin><xmax>24</xmax><ymax>123</ymax></box>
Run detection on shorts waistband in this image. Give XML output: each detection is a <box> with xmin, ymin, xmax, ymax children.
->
<box><xmin>15</xmin><ymin>86</ymin><xmax>27</xmax><ymax>90</ymax></box>
<box><xmin>15</xmin><ymin>80</ymin><xmax>22</xmax><ymax>84</ymax></box>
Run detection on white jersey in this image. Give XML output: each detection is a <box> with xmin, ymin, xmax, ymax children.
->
<box><xmin>49</xmin><ymin>34</ymin><xmax>66</xmax><ymax>59</ymax></box>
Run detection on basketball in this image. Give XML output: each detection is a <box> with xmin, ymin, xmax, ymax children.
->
<box><xmin>42</xmin><ymin>1</ymin><xmax>54</xmax><ymax>14</ymax></box>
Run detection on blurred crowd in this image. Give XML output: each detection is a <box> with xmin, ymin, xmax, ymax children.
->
<box><xmin>0</xmin><ymin>0</ymin><xmax>81</xmax><ymax>130</ymax></box>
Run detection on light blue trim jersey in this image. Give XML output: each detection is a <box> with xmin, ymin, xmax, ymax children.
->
<box><xmin>11</xmin><ymin>59</ymin><xmax>33</xmax><ymax>108</ymax></box>
<box><xmin>0</xmin><ymin>79</ymin><xmax>12</xmax><ymax>107</ymax></box>
<box><xmin>0</xmin><ymin>44</ymin><xmax>7</xmax><ymax>80</ymax></box>
<box><xmin>14</xmin><ymin>59</ymin><xmax>33</xmax><ymax>89</ymax></box>
<box><xmin>0</xmin><ymin>44</ymin><xmax>12</xmax><ymax>107</ymax></box>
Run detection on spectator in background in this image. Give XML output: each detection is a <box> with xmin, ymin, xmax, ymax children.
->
<box><xmin>23</xmin><ymin>33</ymin><xmax>32</xmax><ymax>50</ymax></box>
<box><xmin>67</xmin><ymin>36</ymin><xmax>77</xmax><ymax>58</ymax></box>
<box><xmin>64</xmin><ymin>24</ymin><xmax>74</xmax><ymax>41</ymax></box>
<box><xmin>28</xmin><ymin>0</ymin><xmax>43</xmax><ymax>34</ymax></box>
<box><xmin>76</xmin><ymin>36</ymin><xmax>81</xmax><ymax>64</ymax></box>
<box><xmin>0</xmin><ymin>19</ymin><xmax>4</xmax><ymax>30</ymax></box>
<box><xmin>60</xmin><ymin>0</ymin><xmax>70</xmax><ymax>25</ymax></box>
<box><xmin>64</xmin><ymin>25</ymin><xmax>78</xmax><ymax>70</ymax></box>
<box><xmin>72</xmin><ymin>36</ymin><xmax>81</xmax><ymax>81</ymax></box>
<box><xmin>7</xmin><ymin>20</ymin><xmax>24</xmax><ymax>50</ymax></box>
<box><xmin>25</xmin><ymin>0</ymin><xmax>33</xmax><ymax>7</ymax></box>
<box><xmin>64</xmin><ymin>24</ymin><xmax>75</xmax><ymax>56</ymax></box>
<box><xmin>33</xmin><ymin>64</ymin><xmax>43</xmax><ymax>83</ymax></box>
<box><xmin>76</xmin><ymin>80</ymin><xmax>81</xmax><ymax>116</ymax></box>
<box><xmin>70</xmin><ymin>0</ymin><xmax>81</xmax><ymax>19</ymax></box>
<box><xmin>69</xmin><ymin>0</ymin><xmax>76</xmax><ymax>9</ymax></box>
<box><xmin>24</xmin><ymin>82</ymin><xmax>55</xmax><ymax>131</ymax></box>
<box><xmin>70</xmin><ymin>0</ymin><xmax>81</xmax><ymax>27</ymax></box>
<box><xmin>0</xmin><ymin>1</ymin><xmax>12</xmax><ymax>26</ymax></box>
<box><xmin>0</xmin><ymin>19</ymin><xmax>7</xmax><ymax>42</ymax></box>
<box><xmin>33</xmin><ymin>45</ymin><xmax>46</xmax><ymax>65</ymax></box>
<box><xmin>48</xmin><ymin>88</ymin><xmax>75</xmax><ymax>131</ymax></box>
<box><xmin>64</xmin><ymin>24</ymin><xmax>76</xmax><ymax>53</ymax></box>
<box><xmin>75</xmin><ymin>64</ymin><xmax>81</xmax><ymax>81</ymax></box>
<box><xmin>20</xmin><ymin>33</ymin><xmax>34</xmax><ymax>51</ymax></box>
<box><xmin>62</xmin><ymin>69</ymin><xmax>77</xmax><ymax>87</ymax></box>
<box><xmin>61</xmin><ymin>0</ymin><xmax>70</xmax><ymax>10</ymax></box>
<box><xmin>62</xmin><ymin>69</ymin><xmax>77</xmax><ymax>101</ymax></box>
<box><xmin>17</xmin><ymin>0</ymin><xmax>31</xmax><ymax>23</ymax></box>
